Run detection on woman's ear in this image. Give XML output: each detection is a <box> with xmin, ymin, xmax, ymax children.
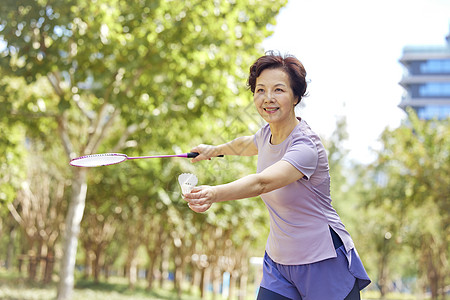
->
<box><xmin>294</xmin><ymin>97</ymin><xmax>300</xmax><ymax>106</ymax></box>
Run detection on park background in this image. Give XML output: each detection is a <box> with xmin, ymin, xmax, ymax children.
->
<box><xmin>0</xmin><ymin>0</ymin><xmax>449</xmax><ymax>299</ymax></box>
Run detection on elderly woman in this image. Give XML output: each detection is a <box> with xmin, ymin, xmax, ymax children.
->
<box><xmin>184</xmin><ymin>52</ymin><xmax>371</xmax><ymax>300</ymax></box>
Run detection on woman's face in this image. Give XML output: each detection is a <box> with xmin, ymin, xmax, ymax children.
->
<box><xmin>253</xmin><ymin>68</ymin><xmax>298</xmax><ymax>125</ymax></box>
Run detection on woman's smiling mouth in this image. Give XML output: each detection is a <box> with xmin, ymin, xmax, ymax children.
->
<box><xmin>264</xmin><ymin>107</ymin><xmax>280</xmax><ymax>113</ymax></box>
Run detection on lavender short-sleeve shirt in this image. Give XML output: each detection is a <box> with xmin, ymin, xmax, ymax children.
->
<box><xmin>254</xmin><ymin>118</ymin><xmax>355</xmax><ymax>265</ymax></box>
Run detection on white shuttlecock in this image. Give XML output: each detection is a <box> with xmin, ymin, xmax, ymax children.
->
<box><xmin>178</xmin><ymin>173</ymin><xmax>198</xmax><ymax>195</ymax></box>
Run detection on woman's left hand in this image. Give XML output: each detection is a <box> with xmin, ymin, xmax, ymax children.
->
<box><xmin>187</xmin><ymin>202</ymin><xmax>212</xmax><ymax>213</ymax></box>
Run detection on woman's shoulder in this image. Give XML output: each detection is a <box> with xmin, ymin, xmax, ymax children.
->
<box><xmin>255</xmin><ymin>122</ymin><xmax>271</xmax><ymax>139</ymax></box>
<box><xmin>294</xmin><ymin>119</ymin><xmax>322</xmax><ymax>142</ymax></box>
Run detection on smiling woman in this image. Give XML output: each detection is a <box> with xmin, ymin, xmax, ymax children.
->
<box><xmin>253</xmin><ymin>68</ymin><xmax>297</xmax><ymax>140</ymax></box>
<box><xmin>183</xmin><ymin>52</ymin><xmax>371</xmax><ymax>300</ymax></box>
<box><xmin>248</xmin><ymin>53</ymin><xmax>307</xmax><ymax>144</ymax></box>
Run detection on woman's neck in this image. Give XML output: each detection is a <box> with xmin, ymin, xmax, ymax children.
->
<box><xmin>269</xmin><ymin>116</ymin><xmax>300</xmax><ymax>145</ymax></box>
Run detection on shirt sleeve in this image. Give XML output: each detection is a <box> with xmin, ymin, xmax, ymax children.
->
<box><xmin>282</xmin><ymin>136</ymin><xmax>318</xmax><ymax>180</ymax></box>
<box><xmin>253</xmin><ymin>127</ymin><xmax>264</xmax><ymax>150</ymax></box>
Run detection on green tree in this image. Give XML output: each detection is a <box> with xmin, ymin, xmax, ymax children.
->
<box><xmin>362</xmin><ymin>109</ymin><xmax>449</xmax><ymax>299</ymax></box>
<box><xmin>7</xmin><ymin>139</ymin><xmax>67</xmax><ymax>283</ymax></box>
<box><xmin>323</xmin><ymin>116</ymin><xmax>351</xmax><ymax>217</ymax></box>
<box><xmin>0</xmin><ymin>0</ymin><xmax>287</xmax><ymax>298</ymax></box>
<box><xmin>0</xmin><ymin>76</ymin><xmax>28</xmax><ymax>209</ymax></box>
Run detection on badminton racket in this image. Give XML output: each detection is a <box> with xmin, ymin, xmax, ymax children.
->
<box><xmin>70</xmin><ymin>152</ymin><xmax>223</xmax><ymax>167</ymax></box>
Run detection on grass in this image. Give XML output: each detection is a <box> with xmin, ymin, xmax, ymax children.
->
<box><xmin>362</xmin><ymin>290</ymin><xmax>431</xmax><ymax>300</ymax></box>
<box><xmin>0</xmin><ymin>269</ymin><xmax>431</xmax><ymax>300</ymax></box>
<box><xmin>0</xmin><ymin>269</ymin><xmax>252</xmax><ymax>300</ymax></box>
<box><xmin>73</xmin><ymin>278</ymin><xmax>206</xmax><ymax>300</ymax></box>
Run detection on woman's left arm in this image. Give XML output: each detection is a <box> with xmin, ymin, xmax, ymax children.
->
<box><xmin>184</xmin><ymin>160</ymin><xmax>304</xmax><ymax>212</ymax></box>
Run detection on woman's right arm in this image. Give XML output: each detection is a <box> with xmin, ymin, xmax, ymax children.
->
<box><xmin>190</xmin><ymin>136</ymin><xmax>257</xmax><ymax>162</ymax></box>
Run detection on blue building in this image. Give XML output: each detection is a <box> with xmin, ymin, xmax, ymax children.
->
<box><xmin>399</xmin><ymin>29</ymin><xmax>450</xmax><ymax>120</ymax></box>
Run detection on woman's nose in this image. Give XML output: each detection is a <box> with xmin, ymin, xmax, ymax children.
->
<box><xmin>264</xmin><ymin>92</ymin><xmax>275</xmax><ymax>102</ymax></box>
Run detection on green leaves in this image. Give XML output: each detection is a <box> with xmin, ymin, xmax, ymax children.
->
<box><xmin>358</xmin><ymin>110</ymin><xmax>450</xmax><ymax>295</ymax></box>
<box><xmin>1</xmin><ymin>0</ymin><xmax>288</xmax><ymax>294</ymax></box>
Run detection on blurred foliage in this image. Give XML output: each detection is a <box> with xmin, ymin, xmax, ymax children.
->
<box><xmin>355</xmin><ymin>109</ymin><xmax>449</xmax><ymax>299</ymax></box>
<box><xmin>321</xmin><ymin>111</ymin><xmax>449</xmax><ymax>299</ymax></box>
<box><xmin>0</xmin><ymin>0</ymin><xmax>286</xmax><ymax>298</ymax></box>
<box><xmin>1</xmin><ymin>0</ymin><xmax>449</xmax><ymax>298</ymax></box>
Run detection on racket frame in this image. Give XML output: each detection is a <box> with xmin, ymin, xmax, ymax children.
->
<box><xmin>69</xmin><ymin>152</ymin><xmax>202</xmax><ymax>167</ymax></box>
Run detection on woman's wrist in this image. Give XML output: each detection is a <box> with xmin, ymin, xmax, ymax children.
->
<box><xmin>213</xmin><ymin>144</ymin><xmax>226</xmax><ymax>157</ymax></box>
<box><xmin>210</xmin><ymin>186</ymin><xmax>219</xmax><ymax>203</ymax></box>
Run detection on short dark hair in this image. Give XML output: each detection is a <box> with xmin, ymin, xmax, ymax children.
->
<box><xmin>247</xmin><ymin>51</ymin><xmax>308</xmax><ymax>104</ymax></box>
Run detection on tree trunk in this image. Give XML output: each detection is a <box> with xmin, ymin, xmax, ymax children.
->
<box><xmin>419</xmin><ymin>234</ymin><xmax>448</xmax><ymax>300</ymax></box>
<box><xmin>93</xmin><ymin>245</ymin><xmax>103</xmax><ymax>283</ymax></box>
<box><xmin>238</xmin><ymin>273</ymin><xmax>248</xmax><ymax>300</ymax></box>
<box><xmin>56</xmin><ymin>169</ymin><xmax>88</xmax><ymax>300</ymax></box>
<box><xmin>39</xmin><ymin>243</ymin><xmax>47</xmax><ymax>282</ymax></box>
<box><xmin>144</xmin><ymin>226</ymin><xmax>161</xmax><ymax>290</ymax></box>
<box><xmin>43</xmin><ymin>247</ymin><xmax>55</xmax><ymax>284</ymax></box>
<box><xmin>425</xmin><ymin>244</ymin><xmax>439</xmax><ymax>300</ymax></box>
<box><xmin>238</xmin><ymin>251</ymin><xmax>249</xmax><ymax>300</ymax></box>
<box><xmin>212</xmin><ymin>266</ymin><xmax>221</xmax><ymax>300</ymax></box>
<box><xmin>228</xmin><ymin>272</ymin><xmax>237</xmax><ymax>300</ymax></box>
<box><xmin>104</xmin><ymin>264</ymin><xmax>110</xmax><ymax>280</ymax></box>
<box><xmin>201</xmin><ymin>267</ymin><xmax>211</xmax><ymax>299</ymax></box>
<box><xmin>378</xmin><ymin>251</ymin><xmax>389</xmax><ymax>299</ymax></box>
<box><xmin>83</xmin><ymin>243</ymin><xmax>92</xmax><ymax>279</ymax></box>
<box><xmin>128</xmin><ymin>257</ymin><xmax>138</xmax><ymax>290</ymax></box>
<box><xmin>200</xmin><ymin>267</ymin><xmax>206</xmax><ymax>299</ymax></box>
<box><xmin>146</xmin><ymin>253</ymin><xmax>157</xmax><ymax>290</ymax></box>
<box><xmin>28</xmin><ymin>251</ymin><xmax>38</xmax><ymax>281</ymax></box>
<box><xmin>173</xmin><ymin>241</ymin><xmax>184</xmax><ymax>299</ymax></box>
<box><xmin>5</xmin><ymin>224</ymin><xmax>16</xmax><ymax>270</ymax></box>
<box><xmin>159</xmin><ymin>245</ymin><xmax>169</xmax><ymax>288</ymax></box>
<box><xmin>191</xmin><ymin>267</ymin><xmax>201</xmax><ymax>293</ymax></box>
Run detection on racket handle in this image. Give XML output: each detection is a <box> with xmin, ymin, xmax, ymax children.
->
<box><xmin>187</xmin><ymin>152</ymin><xmax>224</xmax><ymax>158</ymax></box>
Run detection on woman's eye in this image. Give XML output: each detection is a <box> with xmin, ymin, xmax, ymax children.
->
<box><xmin>257</xmin><ymin>88</ymin><xmax>264</xmax><ymax>93</ymax></box>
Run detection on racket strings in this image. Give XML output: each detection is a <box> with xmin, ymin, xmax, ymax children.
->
<box><xmin>70</xmin><ymin>154</ymin><xmax>127</xmax><ymax>167</ymax></box>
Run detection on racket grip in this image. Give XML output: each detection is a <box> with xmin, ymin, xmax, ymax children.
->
<box><xmin>187</xmin><ymin>152</ymin><xmax>224</xmax><ymax>158</ymax></box>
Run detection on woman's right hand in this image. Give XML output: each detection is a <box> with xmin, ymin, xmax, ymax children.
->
<box><xmin>190</xmin><ymin>136</ymin><xmax>257</xmax><ymax>163</ymax></box>
<box><xmin>190</xmin><ymin>144</ymin><xmax>219</xmax><ymax>163</ymax></box>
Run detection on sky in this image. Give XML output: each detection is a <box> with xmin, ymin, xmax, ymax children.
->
<box><xmin>262</xmin><ymin>0</ymin><xmax>450</xmax><ymax>163</ymax></box>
